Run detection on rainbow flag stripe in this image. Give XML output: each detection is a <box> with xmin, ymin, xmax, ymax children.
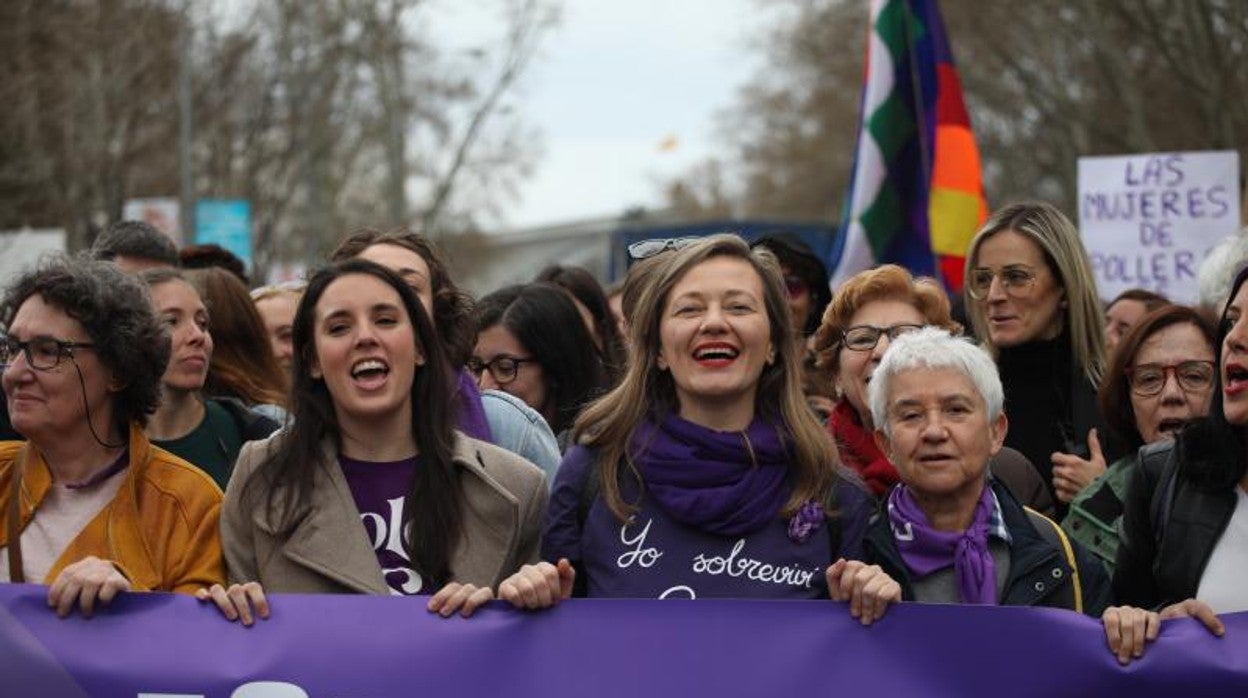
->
<box><xmin>829</xmin><ymin>0</ymin><xmax>988</xmax><ymax>292</ymax></box>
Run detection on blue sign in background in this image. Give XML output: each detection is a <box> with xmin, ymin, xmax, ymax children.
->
<box><xmin>194</xmin><ymin>199</ymin><xmax>253</xmax><ymax>269</ymax></box>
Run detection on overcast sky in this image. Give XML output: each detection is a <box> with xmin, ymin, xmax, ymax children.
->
<box><xmin>443</xmin><ymin>0</ymin><xmax>764</xmax><ymax>230</ymax></box>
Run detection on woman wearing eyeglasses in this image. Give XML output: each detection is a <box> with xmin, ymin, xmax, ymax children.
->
<box><xmin>472</xmin><ymin>284</ymin><xmax>609</xmax><ymax>450</ymax></box>
<box><xmin>1063</xmin><ymin>305</ymin><xmax>1215</xmax><ymax>573</ymax></box>
<box><xmin>1100</xmin><ymin>272</ymin><xmax>1248</xmax><ymax>664</ymax></box>
<box><xmin>964</xmin><ymin>202</ymin><xmax>1117</xmax><ymax>511</ymax></box>
<box><xmin>811</xmin><ymin>265</ymin><xmax>1051</xmax><ymax>511</ymax></box>
<box><xmin>812</xmin><ymin>265</ymin><xmax>958</xmax><ymax>497</ymax></box>
<box><xmin>0</xmin><ymin>256</ymin><xmax>224</xmax><ymax>616</ymax></box>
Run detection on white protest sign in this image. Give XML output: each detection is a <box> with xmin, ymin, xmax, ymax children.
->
<box><xmin>1079</xmin><ymin>150</ymin><xmax>1241</xmax><ymax>304</ymax></box>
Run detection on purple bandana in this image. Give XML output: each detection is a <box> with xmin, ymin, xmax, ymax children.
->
<box><xmin>630</xmin><ymin>414</ymin><xmax>792</xmax><ymax>537</ymax></box>
<box><xmin>887</xmin><ymin>484</ymin><xmax>998</xmax><ymax>605</ymax></box>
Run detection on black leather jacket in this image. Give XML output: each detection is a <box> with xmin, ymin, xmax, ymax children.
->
<box><xmin>1113</xmin><ymin>440</ymin><xmax>1239</xmax><ymax>608</ymax></box>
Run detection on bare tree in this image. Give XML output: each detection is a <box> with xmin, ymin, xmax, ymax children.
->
<box><xmin>0</xmin><ymin>0</ymin><xmax>558</xmax><ymax>281</ymax></box>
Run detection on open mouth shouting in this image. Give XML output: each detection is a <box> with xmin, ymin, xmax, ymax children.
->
<box><xmin>351</xmin><ymin>357</ymin><xmax>391</xmax><ymax>390</ymax></box>
<box><xmin>1225</xmin><ymin>362</ymin><xmax>1248</xmax><ymax>397</ymax></box>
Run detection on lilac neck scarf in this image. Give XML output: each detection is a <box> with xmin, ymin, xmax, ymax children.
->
<box><xmin>630</xmin><ymin>413</ymin><xmax>791</xmax><ymax>537</ymax></box>
<box><xmin>887</xmin><ymin>484</ymin><xmax>998</xmax><ymax>605</ymax></box>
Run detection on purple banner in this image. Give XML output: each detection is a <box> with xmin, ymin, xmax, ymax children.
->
<box><xmin>2</xmin><ymin>583</ymin><xmax>1246</xmax><ymax>697</ymax></box>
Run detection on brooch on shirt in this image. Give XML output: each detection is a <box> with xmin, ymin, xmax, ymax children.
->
<box><xmin>787</xmin><ymin>499</ymin><xmax>825</xmax><ymax>544</ymax></box>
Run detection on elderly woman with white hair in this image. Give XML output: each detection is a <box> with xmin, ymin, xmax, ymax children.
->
<box><xmin>845</xmin><ymin>327</ymin><xmax>1112</xmax><ymax>617</ymax></box>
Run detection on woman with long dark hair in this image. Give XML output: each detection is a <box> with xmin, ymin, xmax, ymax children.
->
<box><xmin>201</xmin><ymin>259</ymin><xmax>546</xmax><ymax>623</ymax></box>
<box><xmin>473</xmin><ymin>283</ymin><xmax>609</xmax><ymax>446</ymax></box>
<box><xmin>331</xmin><ymin>228</ymin><xmax>560</xmax><ymax>476</ymax></box>
<box><xmin>535</xmin><ymin>264</ymin><xmax>627</xmax><ymax>382</ymax></box>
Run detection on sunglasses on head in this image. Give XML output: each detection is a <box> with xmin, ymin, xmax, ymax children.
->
<box><xmin>627</xmin><ymin>237</ymin><xmax>701</xmax><ymax>260</ymax></box>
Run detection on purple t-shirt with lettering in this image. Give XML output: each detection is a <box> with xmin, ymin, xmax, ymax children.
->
<box><xmin>339</xmin><ymin>454</ymin><xmax>430</xmax><ymax>596</ymax></box>
<box><xmin>543</xmin><ymin>445</ymin><xmax>873</xmax><ymax>600</ymax></box>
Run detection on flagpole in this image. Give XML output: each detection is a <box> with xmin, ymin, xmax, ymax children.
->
<box><xmin>903</xmin><ymin>0</ymin><xmax>941</xmax><ymax>286</ymax></box>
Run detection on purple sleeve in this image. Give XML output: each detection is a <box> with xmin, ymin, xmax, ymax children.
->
<box><xmin>542</xmin><ymin>445</ymin><xmax>595</xmax><ymax>563</ymax></box>
<box><xmin>454</xmin><ymin>368</ymin><xmax>493</xmax><ymax>442</ymax></box>
<box><xmin>832</xmin><ymin>478</ymin><xmax>875</xmax><ymax>562</ymax></box>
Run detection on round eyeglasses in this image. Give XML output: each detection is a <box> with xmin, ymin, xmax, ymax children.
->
<box><xmin>966</xmin><ymin>266</ymin><xmax>1040</xmax><ymax>300</ymax></box>
<box><xmin>1126</xmin><ymin>361</ymin><xmax>1215</xmax><ymax>396</ymax></box>
<box><xmin>467</xmin><ymin>355</ymin><xmax>535</xmax><ymax>385</ymax></box>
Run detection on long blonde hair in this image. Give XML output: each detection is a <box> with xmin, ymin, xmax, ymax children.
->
<box><xmin>574</xmin><ymin>234</ymin><xmax>836</xmax><ymax>523</ymax></box>
<box><xmin>963</xmin><ymin>201</ymin><xmax>1107</xmax><ymax>387</ymax></box>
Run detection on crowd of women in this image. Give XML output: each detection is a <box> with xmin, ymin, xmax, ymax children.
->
<box><xmin>1</xmin><ymin>202</ymin><xmax>1244</xmax><ymax>668</ymax></box>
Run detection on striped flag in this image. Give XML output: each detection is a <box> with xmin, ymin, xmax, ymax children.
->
<box><xmin>828</xmin><ymin>0</ymin><xmax>988</xmax><ymax>292</ymax></box>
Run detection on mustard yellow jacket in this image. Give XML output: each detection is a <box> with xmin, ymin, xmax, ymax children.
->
<box><xmin>0</xmin><ymin>423</ymin><xmax>225</xmax><ymax>592</ymax></box>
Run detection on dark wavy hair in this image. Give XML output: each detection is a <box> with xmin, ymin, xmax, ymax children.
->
<box><xmin>534</xmin><ymin>264</ymin><xmax>626</xmax><ymax>383</ymax></box>
<box><xmin>1099</xmin><ymin>305</ymin><xmax>1216</xmax><ymax>451</ymax></box>
<box><xmin>475</xmin><ymin>283</ymin><xmax>608</xmax><ymax>435</ymax></box>
<box><xmin>184</xmin><ymin>267</ymin><xmax>288</xmax><ymax>408</ymax></box>
<box><xmin>0</xmin><ymin>254</ymin><xmax>170</xmax><ymax>436</ymax></box>
<box><xmin>330</xmin><ymin>228</ymin><xmax>475</xmax><ymax>366</ymax></box>
<box><xmin>243</xmin><ymin>259</ymin><xmax>462</xmax><ymax>585</ymax></box>
<box><xmin>1177</xmin><ymin>264</ymin><xmax>1248</xmax><ymax>491</ymax></box>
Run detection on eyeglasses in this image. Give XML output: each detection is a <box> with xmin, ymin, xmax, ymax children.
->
<box><xmin>966</xmin><ymin>266</ymin><xmax>1040</xmax><ymax>300</ymax></box>
<box><xmin>1126</xmin><ymin>361</ymin><xmax>1215</xmax><ymax>396</ymax></box>
<box><xmin>0</xmin><ymin>334</ymin><xmax>96</xmax><ymax>371</ymax></box>
<box><xmin>627</xmin><ymin>237</ymin><xmax>701</xmax><ymax>260</ymax></box>
<box><xmin>840</xmin><ymin>324</ymin><xmax>923</xmax><ymax>351</ymax></box>
<box><xmin>467</xmin><ymin>355</ymin><xmax>535</xmax><ymax>385</ymax></box>
<box><xmin>783</xmin><ymin>274</ymin><xmax>808</xmax><ymax>298</ymax></box>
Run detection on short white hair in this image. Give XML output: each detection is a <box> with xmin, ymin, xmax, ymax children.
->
<box><xmin>868</xmin><ymin>327</ymin><xmax>1004</xmax><ymax>435</ymax></box>
<box><xmin>1198</xmin><ymin>227</ymin><xmax>1248</xmax><ymax>315</ymax></box>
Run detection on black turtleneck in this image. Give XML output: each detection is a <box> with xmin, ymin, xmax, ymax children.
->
<box><xmin>996</xmin><ymin>333</ymin><xmax>1111</xmax><ymax>512</ymax></box>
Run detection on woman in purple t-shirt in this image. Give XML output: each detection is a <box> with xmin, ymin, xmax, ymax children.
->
<box><xmin>199</xmin><ymin>259</ymin><xmax>547</xmax><ymax>624</ymax></box>
<box><xmin>496</xmin><ymin>234</ymin><xmax>894</xmax><ymax>623</ymax></box>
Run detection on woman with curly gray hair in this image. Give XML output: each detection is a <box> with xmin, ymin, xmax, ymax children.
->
<box><xmin>0</xmin><ymin>255</ymin><xmax>224</xmax><ymax>618</ymax></box>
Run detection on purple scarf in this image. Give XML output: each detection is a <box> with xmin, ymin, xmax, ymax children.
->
<box><xmin>630</xmin><ymin>414</ymin><xmax>791</xmax><ymax>537</ymax></box>
<box><xmin>455</xmin><ymin>368</ymin><xmax>493</xmax><ymax>442</ymax></box>
<box><xmin>886</xmin><ymin>484</ymin><xmax>998</xmax><ymax>605</ymax></box>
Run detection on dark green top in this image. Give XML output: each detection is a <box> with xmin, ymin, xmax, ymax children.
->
<box><xmin>152</xmin><ymin>399</ymin><xmax>243</xmax><ymax>490</ymax></box>
<box><xmin>1062</xmin><ymin>453</ymin><xmax>1136</xmax><ymax>576</ymax></box>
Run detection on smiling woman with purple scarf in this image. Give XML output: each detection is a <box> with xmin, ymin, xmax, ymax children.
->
<box><xmin>493</xmin><ymin>234</ymin><xmax>887</xmax><ymax>621</ymax></box>
<box><xmin>858</xmin><ymin>327</ymin><xmax>1112</xmax><ymax>619</ymax></box>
